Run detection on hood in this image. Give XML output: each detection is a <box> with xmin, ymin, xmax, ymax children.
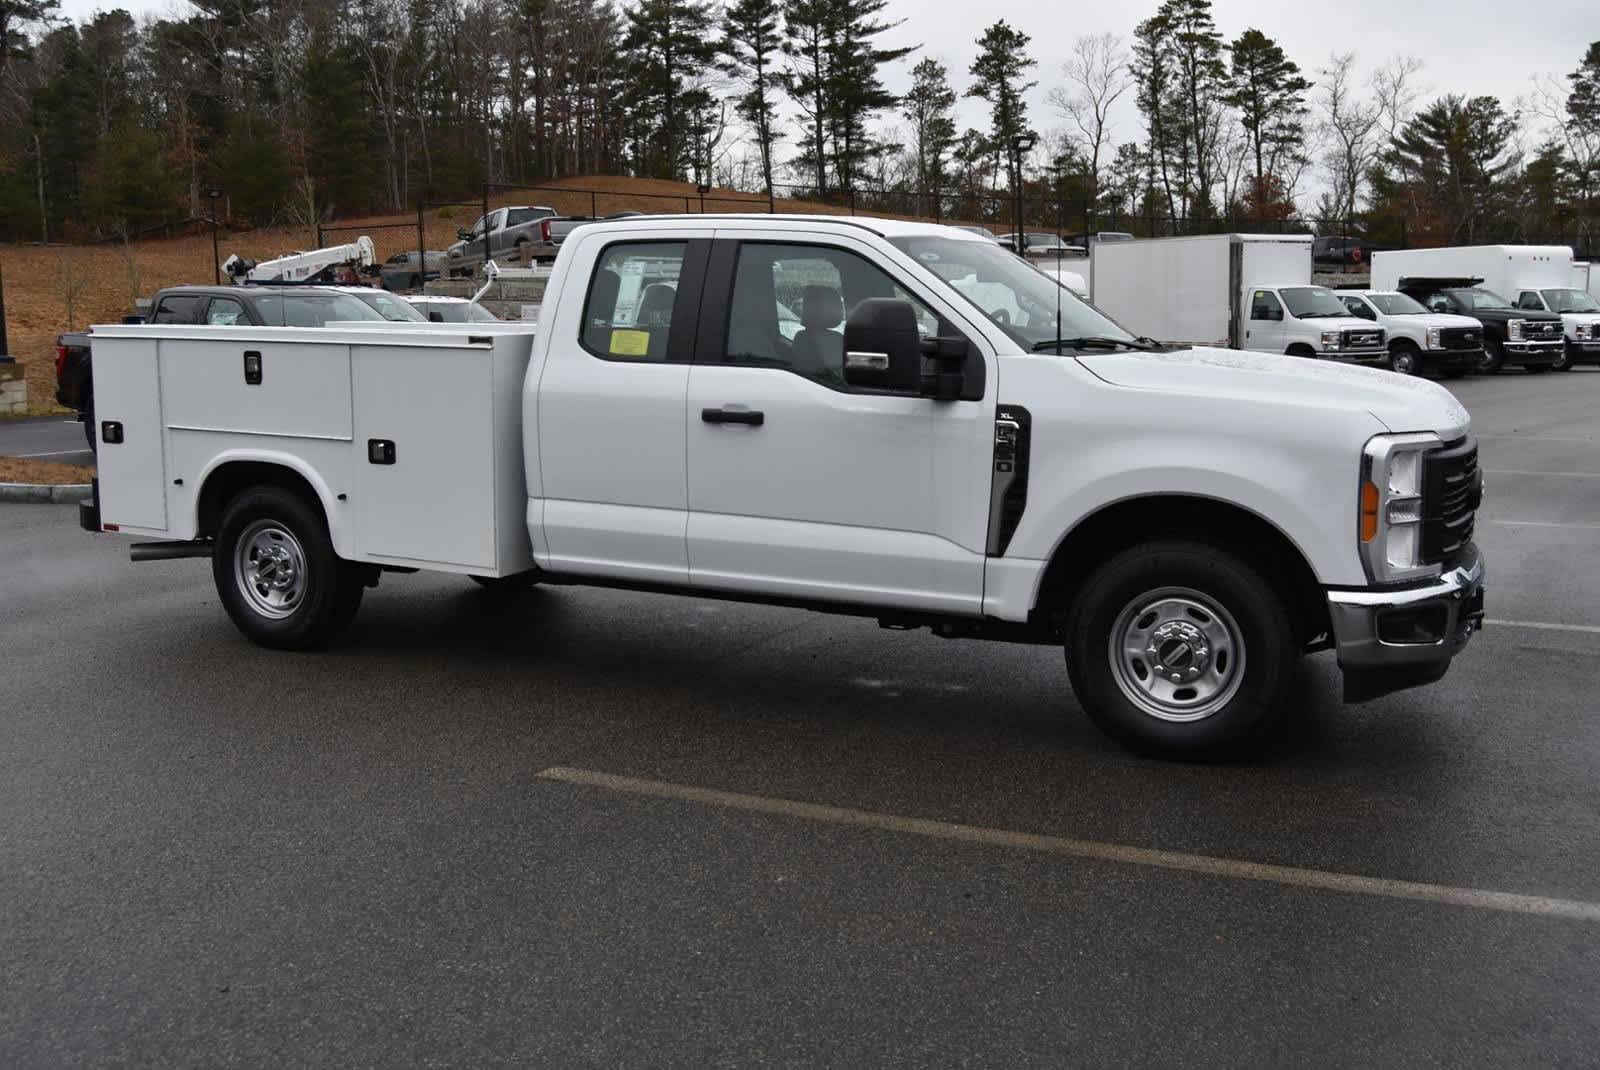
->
<box><xmin>1557</xmin><ymin>312</ymin><xmax>1600</xmax><ymax>326</ymax></box>
<box><xmin>1471</xmin><ymin>307</ymin><xmax>1559</xmax><ymax>323</ymax></box>
<box><xmin>1410</xmin><ymin>313</ymin><xmax>1483</xmax><ymax>330</ymax></box>
<box><xmin>1077</xmin><ymin>345</ymin><xmax>1471</xmax><ymax>439</ymax></box>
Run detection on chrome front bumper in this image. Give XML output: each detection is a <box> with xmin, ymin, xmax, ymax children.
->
<box><xmin>1326</xmin><ymin>547</ymin><xmax>1485</xmax><ymax>701</ymax></box>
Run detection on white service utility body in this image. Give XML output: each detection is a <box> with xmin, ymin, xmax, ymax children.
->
<box><xmin>1372</xmin><ymin>245</ymin><xmax>1600</xmax><ymax>369</ymax></box>
<box><xmin>82</xmin><ymin>215</ymin><xmax>1484</xmax><ymax>757</ymax></box>
<box><xmin>1089</xmin><ymin>233</ymin><xmax>1387</xmax><ymax>363</ymax></box>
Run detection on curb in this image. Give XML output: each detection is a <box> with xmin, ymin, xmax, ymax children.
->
<box><xmin>0</xmin><ymin>482</ymin><xmax>92</xmax><ymax>504</ymax></box>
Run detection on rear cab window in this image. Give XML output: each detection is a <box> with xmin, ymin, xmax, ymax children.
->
<box><xmin>580</xmin><ymin>242</ymin><xmax>688</xmax><ymax>361</ymax></box>
<box><xmin>151</xmin><ymin>294</ymin><xmax>204</xmax><ymax>324</ymax></box>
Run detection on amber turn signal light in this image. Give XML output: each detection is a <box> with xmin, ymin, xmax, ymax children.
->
<box><xmin>1360</xmin><ymin>482</ymin><xmax>1380</xmax><ymax>543</ymax></box>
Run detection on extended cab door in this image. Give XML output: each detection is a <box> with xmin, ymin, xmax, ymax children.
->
<box><xmin>532</xmin><ymin>228</ymin><xmax>712</xmax><ymax>583</ymax></box>
<box><xmin>683</xmin><ymin>232</ymin><xmax>994</xmax><ymax>616</ymax></box>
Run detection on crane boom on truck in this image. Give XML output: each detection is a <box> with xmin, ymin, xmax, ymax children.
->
<box><xmin>222</xmin><ymin>236</ymin><xmax>378</xmax><ymax>284</ymax></box>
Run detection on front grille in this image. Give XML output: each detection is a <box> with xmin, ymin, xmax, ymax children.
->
<box><xmin>1421</xmin><ymin>437</ymin><xmax>1479</xmax><ymax>566</ymax></box>
<box><xmin>1523</xmin><ymin>320</ymin><xmax>1562</xmax><ymax>341</ymax></box>
<box><xmin>1439</xmin><ymin>327</ymin><xmax>1482</xmax><ymax>350</ymax></box>
<box><xmin>1342</xmin><ymin>329</ymin><xmax>1383</xmax><ymax>348</ymax></box>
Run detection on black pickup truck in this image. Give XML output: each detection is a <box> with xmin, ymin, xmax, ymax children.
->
<box><xmin>54</xmin><ymin>285</ymin><xmax>391</xmax><ymax>450</ymax></box>
<box><xmin>1396</xmin><ymin>276</ymin><xmax>1565</xmax><ymax>373</ymax></box>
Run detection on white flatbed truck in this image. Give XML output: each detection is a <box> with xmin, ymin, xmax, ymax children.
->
<box><xmin>81</xmin><ymin>215</ymin><xmax>1485</xmax><ymax>757</ymax></box>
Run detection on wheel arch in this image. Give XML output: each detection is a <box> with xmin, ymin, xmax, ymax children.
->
<box><xmin>1030</xmin><ymin>494</ymin><xmax>1331</xmax><ymax>651</ymax></box>
<box><xmin>194</xmin><ymin>453</ymin><xmax>347</xmax><ymax>555</ymax></box>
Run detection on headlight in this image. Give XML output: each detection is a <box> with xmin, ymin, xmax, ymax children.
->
<box><xmin>1578</xmin><ymin>323</ymin><xmax>1593</xmax><ymax>341</ymax></box>
<box><xmin>1321</xmin><ymin>331</ymin><xmax>1341</xmax><ymax>350</ymax></box>
<box><xmin>1426</xmin><ymin>327</ymin><xmax>1442</xmax><ymax>349</ymax></box>
<box><xmin>1508</xmin><ymin>319</ymin><xmax>1524</xmax><ymax>341</ymax></box>
<box><xmin>1360</xmin><ymin>432</ymin><xmax>1443</xmax><ymax>584</ymax></box>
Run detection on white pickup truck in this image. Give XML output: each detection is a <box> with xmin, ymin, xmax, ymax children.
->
<box><xmin>80</xmin><ymin>216</ymin><xmax>1485</xmax><ymax>757</ymax></box>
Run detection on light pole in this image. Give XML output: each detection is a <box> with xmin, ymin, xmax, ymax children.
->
<box><xmin>697</xmin><ymin>182</ymin><xmax>711</xmax><ymax>214</ymax></box>
<box><xmin>1010</xmin><ymin>134</ymin><xmax>1035</xmax><ymax>253</ymax></box>
<box><xmin>206</xmin><ymin>187</ymin><xmax>223</xmax><ymax>283</ymax></box>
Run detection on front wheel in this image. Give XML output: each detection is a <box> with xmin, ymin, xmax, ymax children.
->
<box><xmin>213</xmin><ymin>485</ymin><xmax>363</xmax><ymax>650</ymax></box>
<box><xmin>1388</xmin><ymin>343</ymin><xmax>1421</xmax><ymax>376</ymax></box>
<box><xmin>1479</xmin><ymin>339</ymin><xmax>1505</xmax><ymax>374</ymax></box>
<box><xmin>1065</xmin><ymin>540</ymin><xmax>1297</xmax><ymax>758</ymax></box>
<box><xmin>1553</xmin><ymin>345</ymin><xmax>1575</xmax><ymax>372</ymax></box>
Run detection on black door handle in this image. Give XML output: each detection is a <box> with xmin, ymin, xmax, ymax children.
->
<box><xmin>701</xmin><ymin>407</ymin><xmax>764</xmax><ymax>426</ymax></box>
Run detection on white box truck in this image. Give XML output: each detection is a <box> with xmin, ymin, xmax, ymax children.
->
<box><xmin>1370</xmin><ymin>246</ymin><xmax>1573</xmax><ymax>371</ymax></box>
<box><xmin>79</xmin><ymin>216</ymin><xmax>1484</xmax><ymax>758</ymax></box>
<box><xmin>1089</xmin><ymin>234</ymin><xmax>1387</xmax><ymax>363</ymax></box>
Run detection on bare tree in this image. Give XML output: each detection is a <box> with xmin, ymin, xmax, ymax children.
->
<box><xmin>1047</xmin><ymin>33</ymin><xmax>1133</xmax><ymax>206</ymax></box>
<box><xmin>1315</xmin><ymin>52</ymin><xmax>1379</xmax><ymax>219</ymax></box>
<box><xmin>1371</xmin><ymin>55</ymin><xmax>1425</xmax><ymax>143</ymax></box>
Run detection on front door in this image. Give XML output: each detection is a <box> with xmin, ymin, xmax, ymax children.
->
<box><xmin>1245</xmin><ymin>288</ymin><xmax>1286</xmax><ymax>353</ymax></box>
<box><xmin>685</xmin><ymin>234</ymin><xmax>994</xmax><ymax>616</ymax></box>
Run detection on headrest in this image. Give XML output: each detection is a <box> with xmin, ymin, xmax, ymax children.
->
<box><xmin>801</xmin><ymin>285</ymin><xmax>844</xmax><ymax>329</ymax></box>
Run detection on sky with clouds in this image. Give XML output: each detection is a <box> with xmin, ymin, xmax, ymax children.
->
<box><xmin>53</xmin><ymin>0</ymin><xmax>1599</xmax><ymax>159</ymax></box>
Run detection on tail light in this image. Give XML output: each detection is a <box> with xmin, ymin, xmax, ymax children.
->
<box><xmin>55</xmin><ymin>344</ymin><xmax>71</xmax><ymax>379</ymax></box>
<box><xmin>540</xmin><ymin>218</ymin><xmax>552</xmax><ymax>242</ymax></box>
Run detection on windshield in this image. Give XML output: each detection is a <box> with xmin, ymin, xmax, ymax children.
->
<box><xmin>359</xmin><ymin>291</ymin><xmax>428</xmax><ymax>321</ymax></box>
<box><xmin>1367</xmin><ymin>292</ymin><xmax>1429</xmax><ymax>315</ymax></box>
<box><xmin>1280</xmin><ymin>286</ymin><xmax>1351</xmax><ymax>318</ymax></box>
<box><xmin>254</xmin><ymin>293</ymin><xmax>387</xmax><ymax>327</ymax></box>
<box><xmin>889</xmin><ymin>235</ymin><xmax>1133</xmax><ymax>349</ymax></box>
<box><xmin>1542</xmin><ymin>288</ymin><xmax>1600</xmax><ymax>313</ymax></box>
<box><xmin>1449</xmin><ymin>287</ymin><xmax>1512</xmax><ymax>310</ymax></box>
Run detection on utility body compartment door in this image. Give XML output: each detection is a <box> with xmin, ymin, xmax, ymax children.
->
<box><xmin>90</xmin><ymin>336</ymin><xmax>167</xmax><ymax>532</ymax></box>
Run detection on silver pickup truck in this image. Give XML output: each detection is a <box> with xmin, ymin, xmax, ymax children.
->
<box><xmin>445</xmin><ymin>205</ymin><xmax>557</xmax><ymax>277</ymax></box>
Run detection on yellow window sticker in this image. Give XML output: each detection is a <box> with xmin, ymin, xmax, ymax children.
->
<box><xmin>609</xmin><ymin>329</ymin><xmax>651</xmax><ymax>357</ymax></box>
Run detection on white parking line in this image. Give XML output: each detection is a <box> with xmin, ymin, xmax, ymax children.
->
<box><xmin>1485</xmin><ymin>469</ymin><xmax>1600</xmax><ymax>479</ymax></box>
<box><xmin>1487</xmin><ymin>520</ymin><xmax>1600</xmax><ymax>530</ymax></box>
<box><xmin>1486</xmin><ymin>619</ymin><xmax>1600</xmax><ymax>636</ymax></box>
<box><xmin>536</xmin><ymin>766</ymin><xmax>1600</xmax><ymax>924</ymax></box>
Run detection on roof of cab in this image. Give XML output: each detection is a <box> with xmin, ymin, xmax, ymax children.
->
<box><xmin>568</xmin><ymin>213</ymin><xmax>990</xmax><ymax>242</ymax></box>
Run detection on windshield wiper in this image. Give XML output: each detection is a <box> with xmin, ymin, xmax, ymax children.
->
<box><xmin>1033</xmin><ymin>336</ymin><xmax>1156</xmax><ymax>352</ymax></box>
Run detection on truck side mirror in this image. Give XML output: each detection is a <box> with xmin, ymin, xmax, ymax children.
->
<box><xmin>842</xmin><ymin>298</ymin><xmax>924</xmax><ymax>394</ymax></box>
<box><xmin>456</xmin><ymin>228</ymin><xmax>473</xmax><ymax>241</ymax></box>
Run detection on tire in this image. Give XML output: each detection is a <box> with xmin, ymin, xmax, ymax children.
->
<box><xmin>1387</xmin><ymin>342</ymin><xmax>1421</xmax><ymax>376</ymax></box>
<box><xmin>1553</xmin><ymin>345</ymin><xmax>1576</xmax><ymax>373</ymax></box>
<box><xmin>1065</xmin><ymin>539</ymin><xmax>1297</xmax><ymax>759</ymax></box>
<box><xmin>213</xmin><ymin>485</ymin><xmax>363</xmax><ymax>650</ymax></box>
<box><xmin>408</xmin><ymin>274</ymin><xmax>422</xmax><ymax>291</ymax></box>
<box><xmin>1479</xmin><ymin>339</ymin><xmax>1505</xmax><ymax>374</ymax></box>
<box><xmin>468</xmin><ymin>572</ymin><xmax>540</xmax><ymax>592</ymax></box>
<box><xmin>1286</xmin><ymin>344</ymin><xmax>1317</xmax><ymax>358</ymax></box>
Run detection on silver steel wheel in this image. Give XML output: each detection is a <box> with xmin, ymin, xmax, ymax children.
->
<box><xmin>233</xmin><ymin>520</ymin><xmax>309</xmax><ymax>620</ymax></box>
<box><xmin>1390</xmin><ymin>349</ymin><xmax>1417</xmax><ymax>375</ymax></box>
<box><xmin>1108</xmin><ymin>586</ymin><xmax>1246</xmax><ymax>723</ymax></box>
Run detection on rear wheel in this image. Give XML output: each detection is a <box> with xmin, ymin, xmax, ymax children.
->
<box><xmin>1387</xmin><ymin>341</ymin><xmax>1421</xmax><ymax>376</ymax></box>
<box><xmin>213</xmin><ymin>485</ymin><xmax>363</xmax><ymax>649</ymax></box>
<box><xmin>1065</xmin><ymin>539</ymin><xmax>1297</xmax><ymax>758</ymax></box>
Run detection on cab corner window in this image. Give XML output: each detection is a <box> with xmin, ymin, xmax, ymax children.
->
<box><xmin>724</xmin><ymin>242</ymin><xmax>943</xmax><ymax>388</ymax></box>
<box><xmin>581</xmin><ymin>242</ymin><xmax>687</xmax><ymax>361</ymax></box>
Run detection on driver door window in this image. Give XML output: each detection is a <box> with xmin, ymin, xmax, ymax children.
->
<box><xmin>723</xmin><ymin>242</ymin><xmax>943</xmax><ymax>388</ymax></box>
<box><xmin>1517</xmin><ymin>291</ymin><xmax>1544</xmax><ymax>311</ymax></box>
<box><xmin>1250</xmin><ymin>290</ymin><xmax>1283</xmax><ymax>320</ymax></box>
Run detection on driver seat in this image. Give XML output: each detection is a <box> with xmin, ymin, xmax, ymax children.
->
<box><xmin>791</xmin><ymin>285</ymin><xmax>845</xmax><ymax>381</ymax></box>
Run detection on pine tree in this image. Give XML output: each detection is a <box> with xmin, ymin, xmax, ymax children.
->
<box><xmin>623</xmin><ymin>0</ymin><xmax>720</xmax><ymax>180</ymax></box>
<box><xmin>1162</xmin><ymin>0</ymin><xmax>1228</xmax><ymax>219</ymax></box>
<box><xmin>723</xmin><ymin>0</ymin><xmax>784</xmax><ymax>196</ymax></box>
<box><xmin>782</xmin><ymin>0</ymin><xmax>837</xmax><ymax>195</ymax></box>
<box><xmin>1224</xmin><ymin>28</ymin><xmax>1311</xmax><ymax>217</ymax></box>
<box><xmin>967</xmin><ymin>20</ymin><xmax>1036</xmax><ymax>200</ymax></box>
<box><xmin>1375</xmin><ymin>95</ymin><xmax>1520</xmax><ymax>244</ymax></box>
<box><xmin>902</xmin><ymin>57</ymin><xmax>956</xmax><ymax>210</ymax></box>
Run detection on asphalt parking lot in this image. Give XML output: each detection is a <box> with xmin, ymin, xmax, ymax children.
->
<box><xmin>3</xmin><ymin>368</ymin><xmax>1599</xmax><ymax>1065</ymax></box>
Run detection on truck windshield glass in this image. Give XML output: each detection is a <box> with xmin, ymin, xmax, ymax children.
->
<box><xmin>1367</xmin><ymin>293</ymin><xmax>1429</xmax><ymax>315</ymax></box>
<box><xmin>1279</xmin><ymin>286</ymin><xmax>1350</xmax><ymax>318</ymax></box>
<box><xmin>888</xmin><ymin>236</ymin><xmax>1132</xmax><ymax>349</ymax></box>
<box><xmin>1541</xmin><ymin>288</ymin><xmax>1600</xmax><ymax>313</ymax></box>
<box><xmin>1450</xmin><ymin>288</ymin><xmax>1512</xmax><ymax>310</ymax></box>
